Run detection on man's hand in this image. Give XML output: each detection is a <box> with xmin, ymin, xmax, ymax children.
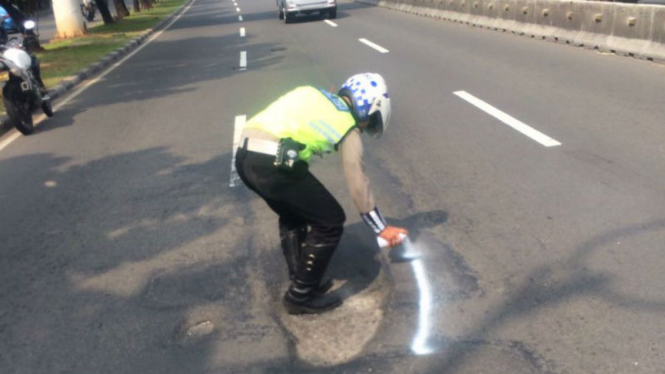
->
<box><xmin>378</xmin><ymin>226</ymin><xmax>409</xmax><ymax>248</ymax></box>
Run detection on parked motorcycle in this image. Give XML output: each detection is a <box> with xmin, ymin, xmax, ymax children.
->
<box><xmin>81</xmin><ymin>0</ymin><xmax>96</xmax><ymax>22</ymax></box>
<box><xmin>0</xmin><ymin>21</ymin><xmax>53</xmax><ymax>135</ymax></box>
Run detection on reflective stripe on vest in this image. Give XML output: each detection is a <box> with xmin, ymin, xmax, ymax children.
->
<box><xmin>244</xmin><ymin>86</ymin><xmax>356</xmax><ymax>162</ymax></box>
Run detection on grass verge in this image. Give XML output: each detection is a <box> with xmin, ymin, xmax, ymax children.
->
<box><xmin>1</xmin><ymin>0</ymin><xmax>186</xmax><ymax>115</ymax></box>
<box><xmin>39</xmin><ymin>0</ymin><xmax>186</xmax><ymax>88</ymax></box>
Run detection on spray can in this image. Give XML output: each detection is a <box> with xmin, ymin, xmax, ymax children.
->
<box><xmin>377</xmin><ymin>233</ymin><xmax>408</xmax><ymax>250</ymax></box>
<box><xmin>378</xmin><ymin>233</ymin><xmax>422</xmax><ymax>262</ymax></box>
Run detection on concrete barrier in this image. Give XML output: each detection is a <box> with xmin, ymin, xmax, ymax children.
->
<box><xmin>646</xmin><ymin>6</ymin><xmax>665</xmax><ymax>62</ymax></box>
<box><xmin>358</xmin><ymin>0</ymin><xmax>665</xmax><ymax>63</ymax></box>
<box><xmin>604</xmin><ymin>4</ymin><xmax>652</xmax><ymax>56</ymax></box>
<box><xmin>573</xmin><ymin>1</ymin><xmax>614</xmax><ymax>49</ymax></box>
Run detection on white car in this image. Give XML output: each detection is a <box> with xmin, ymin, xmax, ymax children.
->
<box><xmin>277</xmin><ymin>0</ymin><xmax>337</xmax><ymax>23</ymax></box>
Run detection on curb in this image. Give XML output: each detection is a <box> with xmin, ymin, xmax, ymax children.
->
<box><xmin>0</xmin><ymin>0</ymin><xmax>194</xmax><ymax>134</ymax></box>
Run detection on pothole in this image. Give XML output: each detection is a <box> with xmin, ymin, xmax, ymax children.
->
<box><xmin>280</xmin><ymin>282</ymin><xmax>389</xmax><ymax>367</ymax></box>
<box><xmin>267</xmin><ymin>233</ymin><xmax>393</xmax><ymax>367</ymax></box>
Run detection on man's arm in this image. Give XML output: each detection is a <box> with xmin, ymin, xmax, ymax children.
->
<box><xmin>339</xmin><ymin>129</ymin><xmax>375</xmax><ymax>214</ymax></box>
<box><xmin>339</xmin><ymin>129</ymin><xmax>408</xmax><ymax>247</ymax></box>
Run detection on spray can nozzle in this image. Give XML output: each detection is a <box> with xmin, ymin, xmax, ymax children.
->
<box><xmin>378</xmin><ymin>233</ymin><xmax>422</xmax><ymax>262</ymax></box>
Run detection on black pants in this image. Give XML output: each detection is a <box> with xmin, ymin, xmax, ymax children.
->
<box><xmin>235</xmin><ymin>144</ymin><xmax>346</xmax><ymax>245</ymax></box>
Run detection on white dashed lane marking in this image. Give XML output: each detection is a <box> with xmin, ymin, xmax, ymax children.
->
<box><xmin>454</xmin><ymin>91</ymin><xmax>561</xmax><ymax>147</ymax></box>
<box><xmin>239</xmin><ymin>51</ymin><xmax>247</xmax><ymax>71</ymax></box>
<box><xmin>359</xmin><ymin>38</ymin><xmax>389</xmax><ymax>53</ymax></box>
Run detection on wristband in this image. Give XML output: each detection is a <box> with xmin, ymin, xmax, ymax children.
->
<box><xmin>361</xmin><ymin>207</ymin><xmax>387</xmax><ymax>234</ymax></box>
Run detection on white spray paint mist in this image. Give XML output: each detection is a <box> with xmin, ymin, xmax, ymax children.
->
<box><xmin>402</xmin><ymin>237</ymin><xmax>434</xmax><ymax>355</ymax></box>
<box><xmin>379</xmin><ymin>235</ymin><xmax>434</xmax><ymax>355</ymax></box>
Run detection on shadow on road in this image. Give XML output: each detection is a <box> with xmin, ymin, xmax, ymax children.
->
<box><xmin>5</xmin><ymin>144</ymin><xmax>663</xmax><ymax>373</ymax></box>
<box><xmin>57</xmin><ymin>33</ymin><xmax>283</xmax><ymax>113</ymax></box>
<box><xmin>235</xmin><ymin>218</ymin><xmax>665</xmax><ymax>374</ymax></box>
<box><xmin>0</xmin><ymin>146</ymin><xmax>267</xmax><ymax>373</ymax></box>
<box><xmin>420</xmin><ymin>218</ymin><xmax>665</xmax><ymax>373</ymax></box>
<box><xmin>0</xmin><ymin>147</ymin><xmax>454</xmax><ymax>373</ymax></box>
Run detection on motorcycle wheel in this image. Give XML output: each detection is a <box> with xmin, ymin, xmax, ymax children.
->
<box><xmin>42</xmin><ymin>99</ymin><xmax>54</xmax><ymax>117</ymax></box>
<box><xmin>5</xmin><ymin>98</ymin><xmax>34</xmax><ymax>135</ymax></box>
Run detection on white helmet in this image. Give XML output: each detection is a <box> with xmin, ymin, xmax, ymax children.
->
<box><xmin>338</xmin><ymin>73</ymin><xmax>391</xmax><ymax>138</ymax></box>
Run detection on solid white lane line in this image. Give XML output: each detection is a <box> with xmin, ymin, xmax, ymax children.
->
<box><xmin>238</xmin><ymin>15</ymin><xmax>243</xmax><ymax>21</ymax></box>
<box><xmin>359</xmin><ymin>38</ymin><xmax>389</xmax><ymax>53</ymax></box>
<box><xmin>0</xmin><ymin>0</ymin><xmax>199</xmax><ymax>153</ymax></box>
<box><xmin>324</xmin><ymin>20</ymin><xmax>338</xmax><ymax>27</ymax></box>
<box><xmin>0</xmin><ymin>132</ymin><xmax>21</xmax><ymax>152</ymax></box>
<box><xmin>239</xmin><ymin>51</ymin><xmax>247</xmax><ymax>71</ymax></box>
<box><xmin>454</xmin><ymin>91</ymin><xmax>561</xmax><ymax>147</ymax></box>
<box><xmin>230</xmin><ymin>115</ymin><xmax>246</xmax><ymax>187</ymax></box>
<box><xmin>239</xmin><ymin>27</ymin><xmax>245</xmax><ymax>37</ymax></box>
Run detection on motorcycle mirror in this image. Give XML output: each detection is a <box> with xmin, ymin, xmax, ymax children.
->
<box><xmin>23</xmin><ymin>20</ymin><xmax>36</xmax><ymax>30</ymax></box>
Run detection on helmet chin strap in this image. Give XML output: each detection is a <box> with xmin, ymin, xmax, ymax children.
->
<box><xmin>340</xmin><ymin>94</ymin><xmax>354</xmax><ymax>111</ymax></box>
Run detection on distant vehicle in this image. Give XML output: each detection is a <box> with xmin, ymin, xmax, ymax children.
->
<box><xmin>81</xmin><ymin>0</ymin><xmax>97</xmax><ymax>22</ymax></box>
<box><xmin>0</xmin><ymin>6</ymin><xmax>18</xmax><ymax>33</ymax></box>
<box><xmin>277</xmin><ymin>0</ymin><xmax>337</xmax><ymax>23</ymax></box>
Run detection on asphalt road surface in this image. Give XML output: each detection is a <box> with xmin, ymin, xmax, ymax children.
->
<box><xmin>1</xmin><ymin>0</ymin><xmax>664</xmax><ymax>373</ymax></box>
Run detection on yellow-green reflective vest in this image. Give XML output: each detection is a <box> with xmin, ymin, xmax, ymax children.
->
<box><xmin>245</xmin><ymin>86</ymin><xmax>356</xmax><ymax>162</ymax></box>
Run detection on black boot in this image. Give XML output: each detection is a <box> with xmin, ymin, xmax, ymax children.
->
<box><xmin>283</xmin><ymin>242</ymin><xmax>342</xmax><ymax>315</ymax></box>
<box><xmin>280</xmin><ymin>227</ymin><xmax>333</xmax><ymax>294</ymax></box>
<box><xmin>279</xmin><ymin>227</ymin><xmax>303</xmax><ymax>279</ymax></box>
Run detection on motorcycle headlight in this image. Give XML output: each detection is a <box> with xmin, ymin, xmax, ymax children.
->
<box><xmin>23</xmin><ymin>20</ymin><xmax>35</xmax><ymax>30</ymax></box>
